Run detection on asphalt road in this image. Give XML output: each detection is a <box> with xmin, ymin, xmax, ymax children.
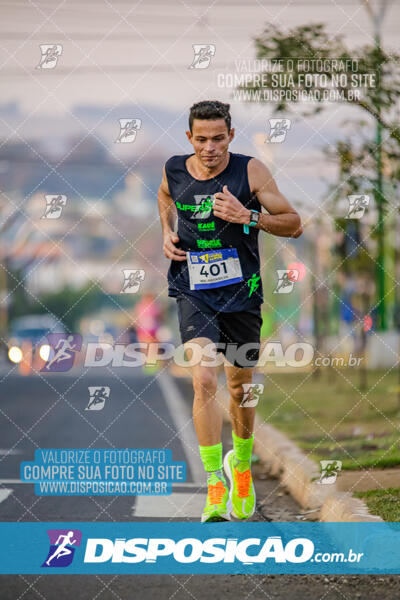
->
<box><xmin>0</xmin><ymin>365</ymin><xmax>399</xmax><ymax>598</ymax></box>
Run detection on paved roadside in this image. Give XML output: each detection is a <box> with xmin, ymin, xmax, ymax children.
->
<box><xmin>0</xmin><ymin>369</ymin><xmax>398</xmax><ymax>599</ymax></box>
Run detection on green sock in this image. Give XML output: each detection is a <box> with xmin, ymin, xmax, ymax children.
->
<box><xmin>199</xmin><ymin>442</ymin><xmax>223</xmax><ymax>472</ymax></box>
<box><xmin>232</xmin><ymin>430</ymin><xmax>254</xmax><ymax>462</ymax></box>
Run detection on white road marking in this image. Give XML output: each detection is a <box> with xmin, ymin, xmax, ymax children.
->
<box><xmin>0</xmin><ymin>488</ymin><xmax>13</xmax><ymax>504</ymax></box>
<box><xmin>133</xmin><ymin>492</ymin><xmax>205</xmax><ymax>518</ymax></box>
<box><xmin>157</xmin><ymin>371</ymin><xmax>204</xmax><ymax>485</ymax></box>
<box><xmin>131</xmin><ymin>372</ymin><xmax>208</xmax><ymax>518</ymax></box>
<box><xmin>168</xmin><ymin>483</ymin><xmax>206</xmax><ymax>489</ymax></box>
<box><xmin>0</xmin><ymin>479</ymin><xmax>27</xmax><ymax>484</ymax></box>
<box><xmin>0</xmin><ymin>479</ymin><xmax>206</xmax><ymax>488</ymax></box>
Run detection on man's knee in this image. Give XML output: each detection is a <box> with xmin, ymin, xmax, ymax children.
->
<box><xmin>193</xmin><ymin>368</ymin><xmax>218</xmax><ymax>397</ymax></box>
<box><xmin>228</xmin><ymin>381</ymin><xmax>246</xmax><ymax>403</ymax></box>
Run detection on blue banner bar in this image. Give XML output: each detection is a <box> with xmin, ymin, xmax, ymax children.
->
<box><xmin>1</xmin><ymin>522</ymin><xmax>400</xmax><ymax>574</ymax></box>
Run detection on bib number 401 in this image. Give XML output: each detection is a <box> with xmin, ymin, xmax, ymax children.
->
<box><xmin>187</xmin><ymin>248</ymin><xmax>243</xmax><ymax>290</ymax></box>
<box><xmin>200</xmin><ymin>262</ymin><xmax>228</xmax><ymax>277</ymax></box>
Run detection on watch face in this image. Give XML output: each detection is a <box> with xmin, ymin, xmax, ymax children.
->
<box><xmin>250</xmin><ymin>211</ymin><xmax>259</xmax><ymax>225</ymax></box>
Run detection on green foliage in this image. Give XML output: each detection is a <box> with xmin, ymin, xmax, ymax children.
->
<box><xmin>255</xmin><ymin>23</ymin><xmax>344</xmax><ymax>64</ymax></box>
<box><xmin>248</xmin><ymin>22</ymin><xmax>400</xmax><ymax>144</ymax></box>
<box><xmin>39</xmin><ymin>283</ymin><xmax>103</xmax><ymax>331</ymax></box>
<box><xmin>8</xmin><ymin>274</ymin><xmax>107</xmax><ymax>332</ymax></box>
<box><xmin>256</xmin><ymin>369</ymin><xmax>400</xmax><ymax>470</ymax></box>
<box><xmin>354</xmin><ymin>487</ymin><xmax>400</xmax><ymax>521</ymax></box>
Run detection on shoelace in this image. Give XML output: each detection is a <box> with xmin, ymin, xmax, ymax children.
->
<box><xmin>234</xmin><ymin>468</ymin><xmax>251</xmax><ymax>498</ymax></box>
<box><xmin>208</xmin><ymin>480</ymin><xmax>226</xmax><ymax>505</ymax></box>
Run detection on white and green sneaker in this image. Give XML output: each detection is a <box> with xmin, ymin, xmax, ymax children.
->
<box><xmin>223</xmin><ymin>450</ymin><xmax>256</xmax><ymax>520</ymax></box>
<box><xmin>201</xmin><ymin>471</ymin><xmax>232</xmax><ymax>523</ymax></box>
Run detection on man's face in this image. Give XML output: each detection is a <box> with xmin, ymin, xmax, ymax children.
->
<box><xmin>186</xmin><ymin>118</ymin><xmax>234</xmax><ymax>170</ymax></box>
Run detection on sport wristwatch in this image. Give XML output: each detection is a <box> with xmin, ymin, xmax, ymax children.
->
<box><xmin>243</xmin><ymin>209</ymin><xmax>260</xmax><ymax>234</ymax></box>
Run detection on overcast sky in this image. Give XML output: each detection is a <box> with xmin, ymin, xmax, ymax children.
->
<box><xmin>1</xmin><ymin>0</ymin><xmax>399</xmax><ymax>113</ymax></box>
<box><xmin>1</xmin><ymin>0</ymin><xmax>399</xmax><ymax>210</ymax></box>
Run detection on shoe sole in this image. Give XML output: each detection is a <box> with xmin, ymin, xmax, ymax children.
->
<box><xmin>201</xmin><ymin>505</ymin><xmax>232</xmax><ymax>522</ymax></box>
<box><xmin>223</xmin><ymin>449</ymin><xmax>256</xmax><ymax>520</ymax></box>
<box><xmin>201</xmin><ymin>513</ymin><xmax>231</xmax><ymax>523</ymax></box>
<box><xmin>200</xmin><ymin>491</ymin><xmax>232</xmax><ymax>523</ymax></box>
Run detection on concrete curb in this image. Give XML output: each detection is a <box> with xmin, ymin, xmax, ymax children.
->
<box><xmin>217</xmin><ymin>386</ymin><xmax>383</xmax><ymax>522</ymax></box>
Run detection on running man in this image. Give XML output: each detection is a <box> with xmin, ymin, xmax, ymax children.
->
<box><xmin>157</xmin><ymin>100</ymin><xmax>302</xmax><ymax>522</ymax></box>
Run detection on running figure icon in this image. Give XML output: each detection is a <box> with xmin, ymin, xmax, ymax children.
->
<box><xmin>45</xmin><ymin>531</ymin><xmax>77</xmax><ymax>566</ymax></box>
<box><xmin>44</xmin><ymin>335</ymin><xmax>77</xmax><ymax>370</ymax></box>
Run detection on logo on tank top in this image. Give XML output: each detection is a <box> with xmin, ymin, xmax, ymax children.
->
<box><xmin>176</xmin><ymin>195</ymin><xmax>214</xmax><ymax>219</ymax></box>
<box><xmin>198</xmin><ymin>221</ymin><xmax>215</xmax><ymax>230</ymax></box>
<box><xmin>191</xmin><ymin>195</ymin><xmax>214</xmax><ymax>219</ymax></box>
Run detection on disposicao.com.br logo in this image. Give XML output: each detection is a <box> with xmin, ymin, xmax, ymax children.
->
<box><xmin>82</xmin><ymin>536</ymin><xmax>362</xmax><ymax>565</ymax></box>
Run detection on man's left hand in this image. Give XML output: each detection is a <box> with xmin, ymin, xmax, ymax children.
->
<box><xmin>213</xmin><ymin>185</ymin><xmax>250</xmax><ymax>224</ymax></box>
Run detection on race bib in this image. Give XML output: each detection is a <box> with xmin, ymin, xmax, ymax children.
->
<box><xmin>186</xmin><ymin>248</ymin><xmax>243</xmax><ymax>290</ymax></box>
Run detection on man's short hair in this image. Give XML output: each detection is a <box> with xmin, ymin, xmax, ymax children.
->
<box><xmin>189</xmin><ymin>100</ymin><xmax>231</xmax><ymax>133</ymax></box>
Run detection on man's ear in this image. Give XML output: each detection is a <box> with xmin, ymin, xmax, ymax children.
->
<box><xmin>229</xmin><ymin>128</ymin><xmax>235</xmax><ymax>142</ymax></box>
<box><xmin>186</xmin><ymin>130</ymin><xmax>193</xmax><ymax>144</ymax></box>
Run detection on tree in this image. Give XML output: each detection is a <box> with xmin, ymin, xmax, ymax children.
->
<box><xmin>324</xmin><ymin>121</ymin><xmax>397</xmax><ymax>388</ymax></box>
<box><xmin>243</xmin><ymin>22</ymin><xmax>400</xmax><ymax>331</ymax></box>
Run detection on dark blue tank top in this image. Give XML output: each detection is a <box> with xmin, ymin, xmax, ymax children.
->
<box><xmin>165</xmin><ymin>152</ymin><xmax>263</xmax><ymax>312</ymax></box>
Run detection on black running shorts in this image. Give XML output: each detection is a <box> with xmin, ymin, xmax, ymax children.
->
<box><xmin>176</xmin><ymin>293</ymin><xmax>262</xmax><ymax>368</ymax></box>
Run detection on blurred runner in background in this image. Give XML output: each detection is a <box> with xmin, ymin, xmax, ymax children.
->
<box><xmin>133</xmin><ymin>292</ymin><xmax>163</xmax><ymax>372</ymax></box>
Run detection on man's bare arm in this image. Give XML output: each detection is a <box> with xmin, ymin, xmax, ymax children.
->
<box><xmin>248</xmin><ymin>158</ymin><xmax>302</xmax><ymax>238</ymax></box>
<box><xmin>157</xmin><ymin>167</ymin><xmax>186</xmax><ymax>261</ymax></box>
<box><xmin>158</xmin><ymin>167</ymin><xmax>176</xmax><ymax>234</ymax></box>
<box><xmin>212</xmin><ymin>159</ymin><xmax>303</xmax><ymax>238</ymax></box>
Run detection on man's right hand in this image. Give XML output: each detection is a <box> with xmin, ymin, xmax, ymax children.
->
<box><xmin>163</xmin><ymin>230</ymin><xmax>187</xmax><ymax>261</ymax></box>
